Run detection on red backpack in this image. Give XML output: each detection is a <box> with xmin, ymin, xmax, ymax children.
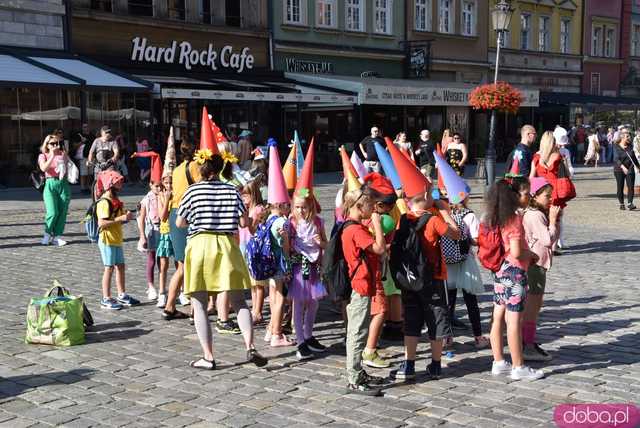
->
<box><xmin>477</xmin><ymin>222</ymin><xmax>505</xmax><ymax>272</ymax></box>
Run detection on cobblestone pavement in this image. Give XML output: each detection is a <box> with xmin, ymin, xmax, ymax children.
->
<box><xmin>0</xmin><ymin>166</ymin><xmax>638</xmax><ymax>427</ymax></box>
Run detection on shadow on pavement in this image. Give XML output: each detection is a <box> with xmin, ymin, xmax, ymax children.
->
<box><xmin>562</xmin><ymin>239</ymin><xmax>640</xmax><ymax>254</ymax></box>
<box><xmin>0</xmin><ymin>368</ymin><xmax>96</xmax><ymax>399</ymax></box>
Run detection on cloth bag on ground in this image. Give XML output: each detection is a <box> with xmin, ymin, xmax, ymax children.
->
<box><xmin>25</xmin><ymin>281</ymin><xmax>86</xmax><ymax>346</ymax></box>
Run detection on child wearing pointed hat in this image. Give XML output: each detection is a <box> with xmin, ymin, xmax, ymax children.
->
<box><xmin>385</xmin><ymin>139</ymin><xmax>462</xmax><ymax>381</ymax></box>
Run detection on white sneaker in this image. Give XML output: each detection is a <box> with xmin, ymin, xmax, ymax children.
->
<box><xmin>52</xmin><ymin>236</ymin><xmax>67</xmax><ymax>246</ymax></box>
<box><xmin>491</xmin><ymin>360</ymin><xmax>512</xmax><ymax>376</ymax></box>
<box><xmin>41</xmin><ymin>233</ymin><xmax>52</xmax><ymax>246</ymax></box>
<box><xmin>511</xmin><ymin>365</ymin><xmax>544</xmax><ymax>381</ymax></box>
<box><xmin>264</xmin><ymin>330</ymin><xmax>272</xmax><ymax>343</ymax></box>
<box><xmin>146</xmin><ymin>287</ymin><xmax>158</xmax><ymax>301</ymax></box>
<box><xmin>156</xmin><ymin>294</ymin><xmax>167</xmax><ymax>308</ymax></box>
<box><xmin>178</xmin><ymin>293</ymin><xmax>190</xmax><ymax>306</ymax></box>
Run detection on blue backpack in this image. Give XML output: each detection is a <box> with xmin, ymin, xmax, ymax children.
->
<box><xmin>245</xmin><ymin>216</ymin><xmax>288</xmax><ymax>280</ymax></box>
<box><xmin>83</xmin><ymin>198</ymin><xmax>112</xmax><ymax>243</ymax></box>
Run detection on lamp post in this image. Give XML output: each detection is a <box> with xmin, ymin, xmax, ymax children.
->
<box><xmin>486</xmin><ymin>0</ymin><xmax>513</xmax><ymax>185</ymax></box>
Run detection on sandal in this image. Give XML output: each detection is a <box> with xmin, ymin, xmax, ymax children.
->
<box><xmin>189</xmin><ymin>358</ymin><xmax>215</xmax><ymax>370</ymax></box>
<box><xmin>162</xmin><ymin>309</ymin><xmax>188</xmax><ymax>321</ymax></box>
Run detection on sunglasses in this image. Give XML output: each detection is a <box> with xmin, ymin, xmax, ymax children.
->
<box><xmin>48</xmin><ymin>142</ymin><xmax>59</xmax><ymax>146</ymax></box>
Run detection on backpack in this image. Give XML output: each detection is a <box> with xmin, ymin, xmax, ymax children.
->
<box><xmin>321</xmin><ymin>220</ymin><xmax>363</xmax><ymax>301</ymax></box>
<box><xmin>477</xmin><ymin>222</ymin><xmax>505</xmax><ymax>272</ymax></box>
<box><xmin>245</xmin><ymin>216</ymin><xmax>287</xmax><ymax>281</ymax></box>
<box><xmin>440</xmin><ymin>208</ymin><xmax>472</xmax><ymax>265</ymax></box>
<box><xmin>83</xmin><ymin>198</ymin><xmax>112</xmax><ymax>243</ymax></box>
<box><xmin>389</xmin><ymin>213</ymin><xmax>432</xmax><ymax>292</ymax></box>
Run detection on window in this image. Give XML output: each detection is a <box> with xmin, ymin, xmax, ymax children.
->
<box><xmin>415</xmin><ymin>0</ymin><xmax>431</xmax><ymax>31</ymax></box>
<box><xmin>374</xmin><ymin>0</ymin><xmax>392</xmax><ymax>34</ymax></box>
<box><xmin>439</xmin><ymin>0</ymin><xmax>453</xmax><ymax>33</ymax></box>
<box><xmin>560</xmin><ymin>19</ymin><xmax>571</xmax><ymax>54</ymax></box>
<box><xmin>285</xmin><ymin>0</ymin><xmax>307</xmax><ymax>25</ymax></box>
<box><xmin>538</xmin><ymin>16</ymin><xmax>550</xmax><ymax>51</ymax></box>
<box><xmin>316</xmin><ymin>0</ymin><xmax>337</xmax><ymax>27</ymax></box>
<box><xmin>592</xmin><ymin>25</ymin><xmax>602</xmax><ymax>56</ymax></box>
<box><xmin>590</xmin><ymin>72</ymin><xmax>601</xmax><ymax>95</ymax></box>
<box><xmin>633</xmin><ymin>24</ymin><xmax>640</xmax><ymax>56</ymax></box>
<box><xmin>200</xmin><ymin>0</ymin><xmax>212</xmax><ymax>24</ymax></box>
<box><xmin>169</xmin><ymin>0</ymin><xmax>186</xmax><ymax>20</ymax></box>
<box><xmin>90</xmin><ymin>0</ymin><xmax>112</xmax><ymax>12</ymax></box>
<box><xmin>346</xmin><ymin>0</ymin><xmax>364</xmax><ymax>31</ymax></box>
<box><xmin>520</xmin><ymin>14</ymin><xmax>531</xmax><ymax>50</ymax></box>
<box><xmin>461</xmin><ymin>0</ymin><xmax>475</xmax><ymax>36</ymax></box>
<box><xmin>129</xmin><ymin>0</ymin><xmax>153</xmax><ymax>16</ymax></box>
<box><xmin>605</xmin><ymin>28</ymin><xmax>616</xmax><ymax>57</ymax></box>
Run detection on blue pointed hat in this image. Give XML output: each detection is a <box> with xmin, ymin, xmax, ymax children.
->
<box><xmin>293</xmin><ymin>131</ymin><xmax>304</xmax><ymax>178</ymax></box>
<box><xmin>434</xmin><ymin>151</ymin><xmax>471</xmax><ymax>204</ymax></box>
<box><xmin>374</xmin><ymin>141</ymin><xmax>402</xmax><ymax>190</ymax></box>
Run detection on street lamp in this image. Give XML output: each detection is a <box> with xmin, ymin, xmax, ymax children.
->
<box><xmin>486</xmin><ymin>0</ymin><xmax>513</xmax><ymax>185</ymax></box>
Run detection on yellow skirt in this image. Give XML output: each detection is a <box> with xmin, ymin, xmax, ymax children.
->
<box><xmin>184</xmin><ymin>232</ymin><xmax>251</xmax><ymax>296</ymax></box>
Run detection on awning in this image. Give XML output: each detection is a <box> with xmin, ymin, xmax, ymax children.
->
<box><xmin>286</xmin><ymin>73</ymin><xmax>540</xmax><ymax>107</ymax></box>
<box><xmin>0</xmin><ymin>54</ymin><xmax>80</xmax><ymax>87</ymax></box>
<box><xmin>541</xmin><ymin>92</ymin><xmax>640</xmax><ymax>108</ymax></box>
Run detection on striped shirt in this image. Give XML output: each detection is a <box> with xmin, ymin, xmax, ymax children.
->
<box><xmin>177</xmin><ymin>180</ymin><xmax>246</xmax><ymax>237</ymax></box>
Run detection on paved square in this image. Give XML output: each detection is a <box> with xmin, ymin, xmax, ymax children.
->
<box><xmin>0</xmin><ymin>167</ymin><xmax>638</xmax><ymax>427</ymax></box>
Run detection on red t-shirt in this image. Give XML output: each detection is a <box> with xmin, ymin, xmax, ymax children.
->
<box><xmin>341</xmin><ymin>221</ymin><xmax>381</xmax><ymax>297</ymax></box>
<box><xmin>501</xmin><ymin>214</ymin><xmax>530</xmax><ymax>270</ymax></box>
<box><xmin>407</xmin><ymin>211</ymin><xmax>449</xmax><ymax>280</ymax></box>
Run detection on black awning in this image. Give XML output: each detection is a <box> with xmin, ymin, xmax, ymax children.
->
<box><xmin>540</xmin><ymin>92</ymin><xmax>640</xmax><ymax>107</ymax></box>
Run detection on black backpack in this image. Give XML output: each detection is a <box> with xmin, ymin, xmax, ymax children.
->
<box><xmin>389</xmin><ymin>213</ymin><xmax>432</xmax><ymax>292</ymax></box>
<box><xmin>321</xmin><ymin>220</ymin><xmax>364</xmax><ymax>301</ymax></box>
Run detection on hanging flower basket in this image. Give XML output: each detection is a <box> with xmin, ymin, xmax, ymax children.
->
<box><xmin>469</xmin><ymin>82</ymin><xmax>523</xmax><ymax>114</ymax></box>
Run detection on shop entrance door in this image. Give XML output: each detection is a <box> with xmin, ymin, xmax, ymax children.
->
<box><xmin>163</xmin><ymin>99</ymin><xmax>189</xmax><ymax>142</ymax></box>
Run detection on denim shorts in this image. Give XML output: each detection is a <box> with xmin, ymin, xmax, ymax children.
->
<box><xmin>169</xmin><ymin>208</ymin><xmax>188</xmax><ymax>262</ymax></box>
<box><xmin>493</xmin><ymin>261</ymin><xmax>527</xmax><ymax>312</ymax></box>
<box><xmin>98</xmin><ymin>241</ymin><xmax>125</xmax><ymax>267</ymax></box>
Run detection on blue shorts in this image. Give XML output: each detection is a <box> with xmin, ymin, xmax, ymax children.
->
<box><xmin>169</xmin><ymin>208</ymin><xmax>188</xmax><ymax>263</ymax></box>
<box><xmin>98</xmin><ymin>241</ymin><xmax>125</xmax><ymax>266</ymax></box>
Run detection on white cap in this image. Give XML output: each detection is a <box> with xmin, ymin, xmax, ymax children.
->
<box><xmin>553</xmin><ymin>126</ymin><xmax>569</xmax><ymax>146</ymax></box>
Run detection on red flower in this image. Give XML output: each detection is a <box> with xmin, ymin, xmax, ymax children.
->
<box><xmin>469</xmin><ymin>82</ymin><xmax>523</xmax><ymax>114</ymax></box>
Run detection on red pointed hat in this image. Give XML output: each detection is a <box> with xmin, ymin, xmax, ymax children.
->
<box><xmin>199</xmin><ymin>107</ymin><xmax>218</xmax><ymax>154</ymax></box>
<box><xmin>133</xmin><ymin>151</ymin><xmax>162</xmax><ymax>184</ymax></box>
<box><xmin>294</xmin><ymin>137</ymin><xmax>315</xmax><ymax>199</ymax></box>
<box><xmin>385</xmin><ymin>136</ymin><xmax>430</xmax><ymax>198</ymax></box>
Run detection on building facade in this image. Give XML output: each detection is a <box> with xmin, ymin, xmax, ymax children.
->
<box><xmin>0</xmin><ymin>0</ymin><xmax>66</xmax><ymax>50</ymax></box>
<box><xmin>620</xmin><ymin>0</ymin><xmax>640</xmax><ymax>98</ymax></box>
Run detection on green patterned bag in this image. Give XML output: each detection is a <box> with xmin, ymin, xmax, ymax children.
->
<box><xmin>25</xmin><ymin>283</ymin><xmax>85</xmax><ymax>346</ymax></box>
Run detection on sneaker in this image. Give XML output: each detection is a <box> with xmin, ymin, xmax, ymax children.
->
<box><xmin>162</xmin><ymin>309</ymin><xmax>188</xmax><ymax>320</ymax></box>
<box><xmin>146</xmin><ymin>287</ymin><xmax>158</xmax><ymax>301</ymax></box>
<box><xmin>305</xmin><ymin>336</ymin><xmax>326</xmax><ymax>353</ymax></box>
<box><xmin>361</xmin><ymin>371</ymin><xmax>387</xmax><ymax>386</ymax></box>
<box><xmin>362</xmin><ymin>350</ymin><xmax>390</xmax><ymax>368</ymax></box>
<box><xmin>523</xmin><ymin>343</ymin><xmax>552</xmax><ymax>362</ymax></box>
<box><xmin>620</xmin><ymin>204</ymin><xmax>626</xmax><ymax>210</ymax></box>
<box><xmin>156</xmin><ymin>293</ymin><xmax>167</xmax><ymax>308</ymax></box>
<box><xmin>296</xmin><ymin>342</ymin><xmax>313</xmax><ymax>360</ymax></box>
<box><xmin>215</xmin><ymin>320</ymin><xmax>241</xmax><ymax>335</ymax></box>
<box><xmin>116</xmin><ymin>293</ymin><xmax>140</xmax><ymax>307</ymax></box>
<box><xmin>391</xmin><ymin>360</ymin><xmax>416</xmax><ymax>380</ymax></box>
<box><xmin>474</xmin><ymin>336</ymin><xmax>490</xmax><ymax>350</ymax></box>
<box><xmin>491</xmin><ymin>360</ymin><xmax>512</xmax><ymax>376</ymax></box>
<box><xmin>628</xmin><ymin>204</ymin><xmax>637</xmax><ymax>211</ymax></box>
<box><xmin>41</xmin><ymin>233</ymin><xmax>52</xmax><ymax>246</ymax></box>
<box><xmin>52</xmin><ymin>236</ymin><xmax>67</xmax><ymax>247</ymax></box>
<box><xmin>264</xmin><ymin>330</ymin><xmax>272</xmax><ymax>343</ymax></box>
<box><xmin>178</xmin><ymin>293</ymin><xmax>190</xmax><ymax>306</ymax></box>
<box><xmin>511</xmin><ymin>365</ymin><xmax>544</xmax><ymax>381</ymax></box>
<box><xmin>346</xmin><ymin>381</ymin><xmax>382</xmax><ymax>397</ymax></box>
<box><xmin>247</xmin><ymin>349</ymin><xmax>268</xmax><ymax>367</ymax></box>
<box><xmin>270</xmin><ymin>334</ymin><xmax>295</xmax><ymax>347</ymax></box>
<box><xmin>426</xmin><ymin>362</ymin><xmax>441</xmax><ymax>380</ymax></box>
<box><xmin>101</xmin><ymin>297</ymin><xmax>123</xmax><ymax>310</ymax></box>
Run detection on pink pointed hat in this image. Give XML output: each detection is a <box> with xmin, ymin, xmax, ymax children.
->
<box><xmin>267</xmin><ymin>138</ymin><xmax>290</xmax><ymax>204</ymax></box>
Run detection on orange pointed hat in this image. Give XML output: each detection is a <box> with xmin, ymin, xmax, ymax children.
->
<box><xmin>294</xmin><ymin>137</ymin><xmax>315</xmax><ymax>199</ymax></box>
<box><xmin>199</xmin><ymin>107</ymin><xmax>218</xmax><ymax>155</ymax></box>
<box><xmin>283</xmin><ymin>141</ymin><xmax>297</xmax><ymax>191</ymax></box>
<box><xmin>385</xmin><ymin>136</ymin><xmax>430</xmax><ymax>198</ymax></box>
<box><xmin>133</xmin><ymin>151</ymin><xmax>162</xmax><ymax>184</ymax></box>
<box><xmin>339</xmin><ymin>146</ymin><xmax>361</xmax><ymax>192</ymax></box>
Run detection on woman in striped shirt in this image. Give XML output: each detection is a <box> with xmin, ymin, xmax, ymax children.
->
<box><xmin>176</xmin><ymin>152</ymin><xmax>267</xmax><ymax>370</ymax></box>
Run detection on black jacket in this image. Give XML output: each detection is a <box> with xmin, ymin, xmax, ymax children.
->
<box><xmin>612</xmin><ymin>144</ymin><xmax>640</xmax><ymax>173</ymax></box>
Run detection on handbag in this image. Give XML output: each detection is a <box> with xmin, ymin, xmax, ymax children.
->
<box><xmin>25</xmin><ymin>281</ymin><xmax>87</xmax><ymax>346</ymax></box>
<box><xmin>554</xmin><ymin>159</ymin><xmax>576</xmax><ymax>202</ymax></box>
<box><xmin>29</xmin><ymin>170</ymin><xmax>46</xmax><ymax>193</ymax></box>
<box><xmin>66</xmin><ymin>159</ymin><xmax>79</xmax><ymax>184</ymax></box>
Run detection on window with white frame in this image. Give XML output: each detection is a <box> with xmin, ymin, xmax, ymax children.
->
<box><xmin>461</xmin><ymin>0</ymin><xmax>475</xmax><ymax>36</ymax></box>
<box><xmin>374</xmin><ymin>0</ymin><xmax>392</xmax><ymax>34</ymax></box>
<box><xmin>605</xmin><ymin>28</ymin><xmax>616</xmax><ymax>57</ymax></box>
<box><xmin>560</xmin><ymin>19</ymin><xmax>571</xmax><ymax>54</ymax></box>
<box><xmin>284</xmin><ymin>0</ymin><xmax>306</xmax><ymax>25</ymax></box>
<box><xmin>633</xmin><ymin>24</ymin><xmax>640</xmax><ymax>56</ymax></box>
<box><xmin>439</xmin><ymin>0</ymin><xmax>453</xmax><ymax>33</ymax></box>
<box><xmin>592</xmin><ymin>25</ymin><xmax>603</xmax><ymax>56</ymax></box>
<box><xmin>346</xmin><ymin>0</ymin><xmax>364</xmax><ymax>31</ymax></box>
<box><xmin>520</xmin><ymin>14</ymin><xmax>531</xmax><ymax>50</ymax></box>
<box><xmin>316</xmin><ymin>0</ymin><xmax>336</xmax><ymax>28</ymax></box>
<box><xmin>538</xmin><ymin>16</ymin><xmax>550</xmax><ymax>51</ymax></box>
<box><xmin>415</xmin><ymin>0</ymin><xmax>431</xmax><ymax>31</ymax></box>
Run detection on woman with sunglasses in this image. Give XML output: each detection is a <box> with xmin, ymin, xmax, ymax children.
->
<box><xmin>38</xmin><ymin>134</ymin><xmax>71</xmax><ymax>246</ymax></box>
<box><xmin>445</xmin><ymin>132</ymin><xmax>468</xmax><ymax>177</ymax></box>
<box><xmin>613</xmin><ymin>130</ymin><xmax>640</xmax><ymax>210</ymax></box>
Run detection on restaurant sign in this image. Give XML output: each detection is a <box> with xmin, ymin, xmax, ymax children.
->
<box><xmin>130</xmin><ymin>37</ymin><xmax>255</xmax><ymax>73</ymax></box>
